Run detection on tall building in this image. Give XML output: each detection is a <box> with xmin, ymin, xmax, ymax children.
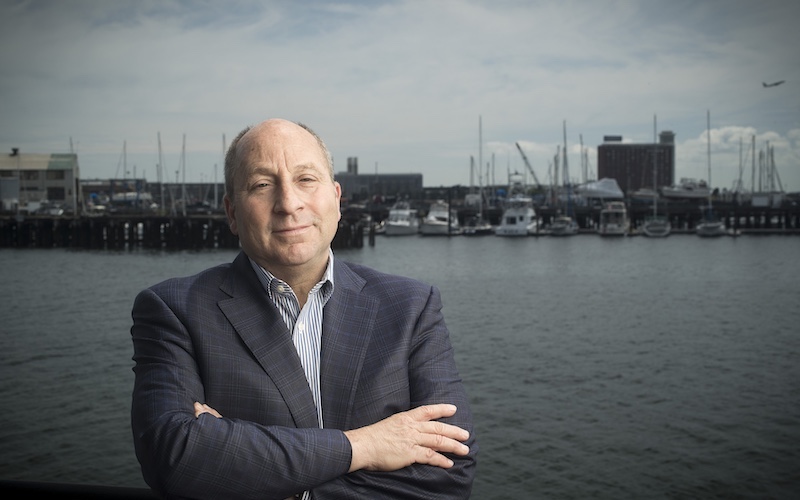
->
<box><xmin>597</xmin><ymin>131</ymin><xmax>675</xmax><ymax>194</ymax></box>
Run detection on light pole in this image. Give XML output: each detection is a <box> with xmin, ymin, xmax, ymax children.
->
<box><xmin>9</xmin><ymin>147</ymin><xmax>20</xmax><ymax>217</ymax></box>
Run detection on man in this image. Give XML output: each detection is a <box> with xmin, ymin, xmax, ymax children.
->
<box><xmin>131</xmin><ymin>119</ymin><xmax>477</xmax><ymax>499</ymax></box>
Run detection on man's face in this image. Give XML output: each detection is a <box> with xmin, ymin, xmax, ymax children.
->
<box><xmin>224</xmin><ymin>120</ymin><xmax>341</xmax><ymax>278</ymax></box>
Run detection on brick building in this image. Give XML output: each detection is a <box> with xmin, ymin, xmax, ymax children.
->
<box><xmin>597</xmin><ymin>131</ymin><xmax>675</xmax><ymax>194</ymax></box>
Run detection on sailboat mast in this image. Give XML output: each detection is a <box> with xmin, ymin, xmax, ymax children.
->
<box><xmin>562</xmin><ymin>120</ymin><xmax>569</xmax><ymax>188</ymax></box>
<box><xmin>653</xmin><ymin>114</ymin><xmax>657</xmax><ymax>216</ymax></box>
<box><xmin>706</xmin><ymin>110</ymin><xmax>712</xmax><ymax>209</ymax></box>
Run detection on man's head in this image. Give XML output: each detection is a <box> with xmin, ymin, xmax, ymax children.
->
<box><xmin>223</xmin><ymin>119</ymin><xmax>341</xmax><ymax>280</ymax></box>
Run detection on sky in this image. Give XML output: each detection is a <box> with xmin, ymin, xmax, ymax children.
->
<box><xmin>2</xmin><ymin>0</ymin><xmax>799</xmax><ymax>194</ymax></box>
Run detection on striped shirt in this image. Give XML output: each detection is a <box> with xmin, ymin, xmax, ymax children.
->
<box><xmin>250</xmin><ymin>251</ymin><xmax>335</xmax><ymax>429</ymax></box>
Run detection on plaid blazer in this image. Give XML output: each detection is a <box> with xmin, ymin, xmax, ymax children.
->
<box><xmin>131</xmin><ymin>251</ymin><xmax>476</xmax><ymax>499</ymax></box>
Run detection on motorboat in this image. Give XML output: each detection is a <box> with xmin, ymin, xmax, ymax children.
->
<box><xmin>597</xmin><ymin>201</ymin><xmax>629</xmax><ymax>236</ymax></box>
<box><xmin>548</xmin><ymin>215</ymin><xmax>579</xmax><ymax>236</ymax></box>
<box><xmin>383</xmin><ymin>201</ymin><xmax>419</xmax><ymax>236</ymax></box>
<box><xmin>420</xmin><ymin>200</ymin><xmax>461</xmax><ymax>235</ymax></box>
<box><xmin>495</xmin><ymin>195</ymin><xmax>538</xmax><ymax>236</ymax></box>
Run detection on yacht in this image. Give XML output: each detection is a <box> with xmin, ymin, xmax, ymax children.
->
<box><xmin>495</xmin><ymin>195</ymin><xmax>539</xmax><ymax>236</ymax></box>
<box><xmin>597</xmin><ymin>201</ymin><xmax>629</xmax><ymax>236</ymax></box>
<box><xmin>420</xmin><ymin>200</ymin><xmax>461</xmax><ymax>235</ymax></box>
<box><xmin>383</xmin><ymin>201</ymin><xmax>419</xmax><ymax>236</ymax></box>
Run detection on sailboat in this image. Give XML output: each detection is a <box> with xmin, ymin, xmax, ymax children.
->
<box><xmin>549</xmin><ymin>121</ymin><xmax>579</xmax><ymax>236</ymax></box>
<box><xmin>642</xmin><ymin>115</ymin><xmax>671</xmax><ymax>237</ymax></box>
<box><xmin>464</xmin><ymin>116</ymin><xmax>494</xmax><ymax>236</ymax></box>
<box><xmin>696</xmin><ymin>110</ymin><xmax>729</xmax><ymax>237</ymax></box>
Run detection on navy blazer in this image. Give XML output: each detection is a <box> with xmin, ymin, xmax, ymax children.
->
<box><xmin>131</xmin><ymin>251</ymin><xmax>477</xmax><ymax>499</ymax></box>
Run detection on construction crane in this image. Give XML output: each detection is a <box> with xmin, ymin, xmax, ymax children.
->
<box><xmin>515</xmin><ymin>142</ymin><xmax>542</xmax><ymax>190</ymax></box>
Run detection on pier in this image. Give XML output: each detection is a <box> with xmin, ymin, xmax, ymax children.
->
<box><xmin>0</xmin><ymin>214</ymin><xmax>368</xmax><ymax>250</ymax></box>
<box><xmin>2</xmin><ymin>198</ymin><xmax>798</xmax><ymax>250</ymax></box>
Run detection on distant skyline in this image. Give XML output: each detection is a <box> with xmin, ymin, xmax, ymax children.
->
<box><xmin>2</xmin><ymin>0</ymin><xmax>798</xmax><ymax>192</ymax></box>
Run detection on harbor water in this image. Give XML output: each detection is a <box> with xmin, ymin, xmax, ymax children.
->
<box><xmin>1</xmin><ymin>235</ymin><xmax>798</xmax><ymax>499</ymax></box>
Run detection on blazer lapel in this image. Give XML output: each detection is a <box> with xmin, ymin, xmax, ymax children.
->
<box><xmin>217</xmin><ymin>252</ymin><xmax>320</xmax><ymax>428</ymax></box>
<box><xmin>320</xmin><ymin>261</ymin><xmax>379</xmax><ymax>430</ymax></box>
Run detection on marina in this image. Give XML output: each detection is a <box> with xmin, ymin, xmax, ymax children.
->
<box><xmin>1</xmin><ymin>197</ymin><xmax>798</xmax><ymax>251</ymax></box>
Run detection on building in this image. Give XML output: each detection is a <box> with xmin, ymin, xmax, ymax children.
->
<box><xmin>335</xmin><ymin>157</ymin><xmax>423</xmax><ymax>202</ymax></box>
<box><xmin>597</xmin><ymin>131</ymin><xmax>675</xmax><ymax>195</ymax></box>
<box><xmin>0</xmin><ymin>150</ymin><xmax>81</xmax><ymax>214</ymax></box>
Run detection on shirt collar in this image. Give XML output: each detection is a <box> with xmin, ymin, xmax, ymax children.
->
<box><xmin>249</xmin><ymin>249</ymin><xmax>335</xmax><ymax>301</ymax></box>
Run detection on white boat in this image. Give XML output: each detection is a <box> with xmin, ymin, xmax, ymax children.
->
<box><xmin>642</xmin><ymin>215</ymin><xmax>672</xmax><ymax>237</ymax></box>
<box><xmin>597</xmin><ymin>201</ymin><xmax>629</xmax><ymax>236</ymax></box>
<box><xmin>574</xmin><ymin>178</ymin><xmax>625</xmax><ymax>200</ymax></box>
<box><xmin>383</xmin><ymin>201</ymin><xmax>419</xmax><ymax>236</ymax></box>
<box><xmin>548</xmin><ymin>122</ymin><xmax>580</xmax><ymax>237</ymax></box>
<box><xmin>696</xmin><ymin>216</ymin><xmax>727</xmax><ymax>237</ymax></box>
<box><xmin>696</xmin><ymin>111</ymin><xmax>730</xmax><ymax>238</ymax></box>
<box><xmin>420</xmin><ymin>200</ymin><xmax>461</xmax><ymax>236</ymax></box>
<box><xmin>641</xmin><ymin>115</ymin><xmax>671</xmax><ymax>238</ymax></box>
<box><xmin>549</xmin><ymin>215</ymin><xmax>579</xmax><ymax>236</ymax></box>
<box><xmin>495</xmin><ymin>195</ymin><xmax>538</xmax><ymax>236</ymax></box>
<box><xmin>661</xmin><ymin>178</ymin><xmax>711</xmax><ymax>200</ymax></box>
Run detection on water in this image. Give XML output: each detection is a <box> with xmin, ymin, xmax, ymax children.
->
<box><xmin>1</xmin><ymin>235</ymin><xmax>799</xmax><ymax>499</ymax></box>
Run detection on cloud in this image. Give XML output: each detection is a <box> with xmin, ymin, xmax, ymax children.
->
<box><xmin>1</xmin><ymin>0</ymin><xmax>798</xmax><ymax>192</ymax></box>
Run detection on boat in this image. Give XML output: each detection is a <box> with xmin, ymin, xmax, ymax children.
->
<box><xmin>574</xmin><ymin>177</ymin><xmax>625</xmax><ymax>201</ymax></box>
<box><xmin>494</xmin><ymin>171</ymin><xmax>539</xmax><ymax>237</ymax></box>
<box><xmin>642</xmin><ymin>216</ymin><xmax>671</xmax><ymax>237</ymax></box>
<box><xmin>695</xmin><ymin>211</ymin><xmax>728</xmax><ymax>237</ymax></box>
<box><xmin>641</xmin><ymin>115</ymin><xmax>671</xmax><ymax>237</ymax></box>
<box><xmin>696</xmin><ymin>111</ymin><xmax>729</xmax><ymax>238</ymax></box>
<box><xmin>661</xmin><ymin>178</ymin><xmax>711</xmax><ymax>200</ymax></box>
<box><xmin>494</xmin><ymin>194</ymin><xmax>538</xmax><ymax>236</ymax></box>
<box><xmin>549</xmin><ymin>214</ymin><xmax>579</xmax><ymax>236</ymax></box>
<box><xmin>463</xmin><ymin>214</ymin><xmax>494</xmax><ymax>236</ymax></box>
<box><xmin>420</xmin><ymin>199</ymin><xmax>461</xmax><ymax>235</ymax></box>
<box><xmin>548</xmin><ymin>121</ymin><xmax>579</xmax><ymax>237</ymax></box>
<box><xmin>597</xmin><ymin>201</ymin><xmax>629</xmax><ymax>236</ymax></box>
<box><xmin>463</xmin><ymin>119</ymin><xmax>494</xmax><ymax>237</ymax></box>
<box><xmin>383</xmin><ymin>201</ymin><xmax>419</xmax><ymax>236</ymax></box>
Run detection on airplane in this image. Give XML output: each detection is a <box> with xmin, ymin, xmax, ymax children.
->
<box><xmin>762</xmin><ymin>80</ymin><xmax>785</xmax><ymax>88</ymax></box>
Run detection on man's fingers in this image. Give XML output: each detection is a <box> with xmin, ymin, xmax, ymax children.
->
<box><xmin>194</xmin><ymin>402</ymin><xmax>222</xmax><ymax>419</ymax></box>
<box><xmin>408</xmin><ymin>403</ymin><xmax>458</xmax><ymax>422</ymax></box>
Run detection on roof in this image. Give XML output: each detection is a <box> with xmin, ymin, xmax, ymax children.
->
<box><xmin>0</xmin><ymin>153</ymin><xmax>79</xmax><ymax>171</ymax></box>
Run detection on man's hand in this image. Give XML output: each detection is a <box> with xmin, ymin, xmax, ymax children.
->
<box><xmin>344</xmin><ymin>404</ymin><xmax>470</xmax><ymax>473</ymax></box>
<box><xmin>194</xmin><ymin>402</ymin><xmax>222</xmax><ymax>418</ymax></box>
<box><xmin>193</xmin><ymin>401</ymin><xmax>470</xmax><ymax>473</ymax></box>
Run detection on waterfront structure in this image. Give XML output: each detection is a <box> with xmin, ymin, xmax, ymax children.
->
<box><xmin>336</xmin><ymin>171</ymin><xmax>423</xmax><ymax>202</ymax></box>
<box><xmin>597</xmin><ymin>132</ymin><xmax>675</xmax><ymax>196</ymax></box>
<box><xmin>0</xmin><ymin>151</ymin><xmax>81</xmax><ymax>214</ymax></box>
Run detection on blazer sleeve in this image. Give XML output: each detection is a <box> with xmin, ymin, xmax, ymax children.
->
<box><xmin>130</xmin><ymin>281</ymin><xmax>352</xmax><ymax>500</ymax></box>
<box><xmin>315</xmin><ymin>281</ymin><xmax>478</xmax><ymax>499</ymax></box>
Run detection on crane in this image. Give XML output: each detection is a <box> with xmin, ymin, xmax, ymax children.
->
<box><xmin>515</xmin><ymin>142</ymin><xmax>542</xmax><ymax>190</ymax></box>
